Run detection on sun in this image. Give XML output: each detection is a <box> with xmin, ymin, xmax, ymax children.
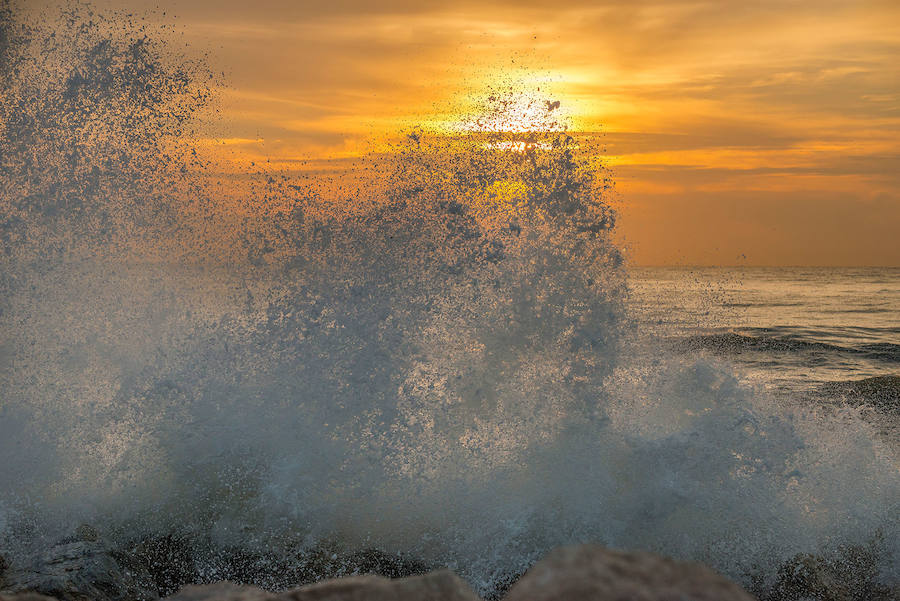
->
<box><xmin>451</xmin><ymin>91</ymin><xmax>570</xmax><ymax>135</ymax></box>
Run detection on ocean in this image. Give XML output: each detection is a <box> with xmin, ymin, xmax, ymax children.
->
<box><xmin>629</xmin><ymin>267</ymin><xmax>900</xmax><ymax>400</ymax></box>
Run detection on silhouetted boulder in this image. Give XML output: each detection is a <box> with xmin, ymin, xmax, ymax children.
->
<box><xmin>164</xmin><ymin>570</ymin><xmax>481</xmax><ymax>601</ymax></box>
<box><xmin>285</xmin><ymin>570</ymin><xmax>481</xmax><ymax>601</ymax></box>
<box><xmin>163</xmin><ymin>582</ymin><xmax>270</xmax><ymax>601</ymax></box>
<box><xmin>503</xmin><ymin>544</ymin><xmax>755</xmax><ymax>601</ymax></box>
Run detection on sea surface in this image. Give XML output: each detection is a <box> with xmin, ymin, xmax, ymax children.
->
<box><xmin>628</xmin><ymin>267</ymin><xmax>900</xmax><ymax>396</ymax></box>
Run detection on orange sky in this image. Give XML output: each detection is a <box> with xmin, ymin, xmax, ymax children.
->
<box><xmin>29</xmin><ymin>0</ymin><xmax>900</xmax><ymax>265</ymax></box>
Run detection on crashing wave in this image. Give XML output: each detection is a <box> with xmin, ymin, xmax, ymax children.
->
<box><xmin>1</xmin><ymin>3</ymin><xmax>898</xmax><ymax>598</ymax></box>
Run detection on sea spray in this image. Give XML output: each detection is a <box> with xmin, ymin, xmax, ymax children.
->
<box><xmin>1</xmin><ymin>3</ymin><xmax>898</xmax><ymax>598</ymax></box>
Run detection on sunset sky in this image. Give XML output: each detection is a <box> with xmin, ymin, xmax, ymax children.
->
<box><xmin>27</xmin><ymin>0</ymin><xmax>900</xmax><ymax>265</ymax></box>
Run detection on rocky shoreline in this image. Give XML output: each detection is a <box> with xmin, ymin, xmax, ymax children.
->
<box><xmin>1</xmin><ymin>527</ymin><xmax>896</xmax><ymax>601</ymax></box>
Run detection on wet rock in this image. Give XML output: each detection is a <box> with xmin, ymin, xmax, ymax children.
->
<box><xmin>771</xmin><ymin>553</ymin><xmax>851</xmax><ymax>601</ymax></box>
<box><xmin>2</xmin><ymin>525</ymin><xmax>157</xmax><ymax>601</ymax></box>
<box><xmin>335</xmin><ymin>549</ymin><xmax>432</xmax><ymax>581</ymax></box>
<box><xmin>164</xmin><ymin>582</ymin><xmax>271</xmax><ymax>601</ymax></box>
<box><xmin>118</xmin><ymin>535</ymin><xmax>434</xmax><ymax>596</ymax></box>
<box><xmin>503</xmin><ymin>544</ymin><xmax>755</xmax><ymax>601</ymax></box>
<box><xmin>164</xmin><ymin>570</ymin><xmax>481</xmax><ymax>601</ymax></box>
<box><xmin>119</xmin><ymin>534</ymin><xmax>202</xmax><ymax>598</ymax></box>
<box><xmin>1</xmin><ymin>554</ymin><xmax>9</xmax><ymax>589</ymax></box>
<box><xmin>285</xmin><ymin>570</ymin><xmax>481</xmax><ymax>601</ymax></box>
<box><xmin>769</xmin><ymin>545</ymin><xmax>897</xmax><ymax>601</ymax></box>
<box><xmin>0</xmin><ymin>593</ymin><xmax>60</xmax><ymax>601</ymax></box>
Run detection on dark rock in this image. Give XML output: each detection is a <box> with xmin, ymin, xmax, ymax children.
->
<box><xmin>119</xmin><ymin>534</ymin><xmax>200</xmax><ymax>598</ymax></box>
<box><xmin>2</xmin><ymin>526</ymin><xmax>157</xmax><ymax>601</ymax></box>
<box><xmin>0</xmin><ymin>593</ymin><xmax>60</xmax><ymax>601</ymax></box>
<box><xmin>481</xmin><ymin>571</ymin><xmax>521</xmax><ymax>601</ymax></box>
<box><xmin>338</xmin><ymin>549</ymin><xmax>431</xmax><ymax>580</ymax></box>
<box><xmin>119</xmin><ymin>536</ymin><xmax>434</xmax><ymax>596</ymax></box>
<box><xmin>771</xmin><ymin>553</ymin><xmax>851</xmax><ymax>601</ymax></box>
<box><xmin>768</xmin><ymin>543</ymin><xmax>897</xmax><ymax>601</ymax></box>
<box><xmin>1</xmin><ymin>554</ymin><xmax>9</xmax><ymax>589</ymax></box>
<box><xmin>502</xmin><ymin>544</ymin><xmax>755</xmax><ymax>601</ymax></box>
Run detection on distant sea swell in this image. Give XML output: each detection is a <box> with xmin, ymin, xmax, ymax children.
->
<box><xmin>678</xmin><ymin>330</ymin><xmax>900</xmax><ymax>363</ymax></box>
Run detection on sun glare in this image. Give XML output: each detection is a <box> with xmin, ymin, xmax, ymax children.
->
<box><xmin>452</xmin><ymin>92</ymin><xmax>570</xmax><ymax>134</ymax></box>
